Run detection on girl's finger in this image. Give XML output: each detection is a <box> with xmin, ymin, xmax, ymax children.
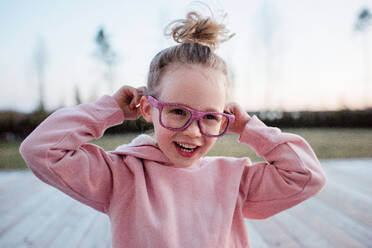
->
<box><xmin>131</xmin><ymin>87</ymin><xmax>147</xmax><ymax>109</ymax></box>
<box><xmin>128</xmin><ymin>90</ymin><xmax>139</xmax><ymax>109</ymax></box>
<box><xmin>225</xmin><ymin>102</ymin><xmax>238</xmax><ymax>115</ymax></box>
<box><xmin>135</xmin><ymin>87</ymin><xmax>147</xmax><ymax>105</ymax></box>
<box><xmin>135</xmin><ymin>107</ymin><xmax>142</xmax><ymax>118</ymax></box>
<box><xmin>134</xmin><ymin>88</ymin><xmax>144</xmax><ymax>105</ymax></box>
<box><xmin>137</xmin><ymin>86</ymin><xmax>147</xmax><ymax>96</ymax></box>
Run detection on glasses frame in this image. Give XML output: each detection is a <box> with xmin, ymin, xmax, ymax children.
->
<box><xmin>147</xmin><ymin>96</ymin><xmax>235</xmax><ymax>137</ymax></box>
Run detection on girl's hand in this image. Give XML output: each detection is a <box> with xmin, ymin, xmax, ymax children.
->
<box><xmin>113</xmin><ymin>85</ymin><xmax>147</xmax><ymax>120</ymax></box>
<box><xmin>225</xmin><ymin>102</ymin><xmax>251</xmax><ymax>134</ymax></box>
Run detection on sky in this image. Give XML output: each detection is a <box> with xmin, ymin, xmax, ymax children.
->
<box><xmin>1</xmin><ymin>0</ymin><xmax>372</xmax><ymax>113</ymax></box>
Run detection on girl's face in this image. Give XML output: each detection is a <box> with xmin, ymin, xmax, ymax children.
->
<box><xmin>143</xmin><ymin>63</ymin><xmax>228</xmax><ymax>167</ymax></box>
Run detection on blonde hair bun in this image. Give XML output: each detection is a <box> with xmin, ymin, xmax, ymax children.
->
<box><xmin>166</xmin><ymin>11</ymin><xmax>235</xmax><ymax>51</ymax></box>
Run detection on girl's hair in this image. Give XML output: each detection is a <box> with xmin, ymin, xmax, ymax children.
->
<box><xmin>147</xmin><ymin>10</ymin><xmax>235</xmax><ymax>96</ymax></box>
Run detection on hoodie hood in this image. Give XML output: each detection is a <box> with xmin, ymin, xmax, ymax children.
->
<box><xmin>116</xmin><ymin>134</ymin><xmax>158</xmax><ymax>149</ymax></box>
<box><xmin>111</xmin><ymin>134</ymin><xmax>172</xmax><ymax>165</ymax></box>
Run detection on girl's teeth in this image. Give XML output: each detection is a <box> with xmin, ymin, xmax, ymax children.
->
<box><xmin>177</xmin><ymin>143</ymin><xmax>197</xmax><ymax>149</ymax></box>
<box><xmin>181</xmin><ymin>148</ymin><xmax>193</xmax><ymax>153</ymax></box>
<box><xmin>176</xmin><ymin>142</ymin><xmax>198</xmax><ymax>152</ymax></box>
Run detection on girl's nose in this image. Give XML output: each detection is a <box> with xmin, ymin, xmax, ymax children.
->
<box><xmin>183</xmin><ymin>119</ymin><xmax>202</xmax><ymax>138</ymax></box>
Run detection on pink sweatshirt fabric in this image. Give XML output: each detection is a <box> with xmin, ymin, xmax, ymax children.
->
<box><xmin>20</xmin><ymin>95</ymin><xmax>326</xmax><ymax>248</ymax></box>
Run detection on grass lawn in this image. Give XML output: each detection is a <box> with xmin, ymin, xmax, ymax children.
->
<box><xmin>2</xmin><ymin>128</ymin><xmax>372</xmax><ymax>170</ymax></box>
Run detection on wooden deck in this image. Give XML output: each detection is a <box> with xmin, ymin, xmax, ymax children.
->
<box><xmin>0</xmin><ymin>158</ymin><xmax>371</xmax><ymax>248</ymax></box>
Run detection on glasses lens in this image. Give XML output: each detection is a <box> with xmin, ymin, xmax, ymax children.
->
<box><xmin>161</xmin><ymin>105</ymin><xmax>192</xmax><ymax>129</ymax></box>
<box><xmin>201</xmin><ymin>113</ymin><xmax>229</xmax><ymax>136</ymax></box>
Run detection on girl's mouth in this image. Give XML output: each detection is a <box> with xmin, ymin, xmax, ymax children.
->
<box><xmin>174</xmin><ymin>142</ymin><xmax>200</xmax><ymax>158</ymax></box>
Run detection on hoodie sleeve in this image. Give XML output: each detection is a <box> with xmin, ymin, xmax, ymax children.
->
<box><xmin>19</xmin><ymin>95</ymin><xmax>125</xmax><ymax>213</ymax></box>
<box><xmin>238</xmin><ymin>115</ymin><xmax>326</xmax><ymax>219</ymax></box>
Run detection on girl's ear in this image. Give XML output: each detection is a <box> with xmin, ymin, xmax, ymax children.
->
<box><xmin>140</xmin><ymin>96</ymin><xmax>153</xmax><ymax>123</ymax></box>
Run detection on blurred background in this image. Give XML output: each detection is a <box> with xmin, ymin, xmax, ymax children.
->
<box><xmin>1</xmin><ymin>0</ymin><xmax>372</xmax><ymax>112</ymax></box>
<box><xmin>1</xmin><ymin>1</ymin><xmax>372</xmax><ymax>247</ymax></box>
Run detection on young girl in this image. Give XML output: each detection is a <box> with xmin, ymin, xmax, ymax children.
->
<box><xmin>20</xmin><ymin>11</ymin><xmax>326</xmax><ymax>248</ymax></box>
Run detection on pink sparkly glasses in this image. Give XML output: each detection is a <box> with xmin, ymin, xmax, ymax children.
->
<box><xmin>147</xmin><ymin>96</ymin><xmax>235</xmax><ymax>137</ymax></box>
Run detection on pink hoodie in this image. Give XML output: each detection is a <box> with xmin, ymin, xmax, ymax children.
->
<box><xmin>20</xmin><ymin>95</ymin><xmax>326</xmax><ymax>248</ymax></box>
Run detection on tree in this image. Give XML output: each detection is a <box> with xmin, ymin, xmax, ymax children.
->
<box><xmin>33</xmin><ymin>38</ymin><xmax>47</xmax><ymax>112</ymax></box>
<box><xmin>94</xmin><ymin>28</ymin><xmax>118</xmax><ymax>93</ymax></box>
<box><xmin>74</xmin><ymin>83</ymin><xmax>82</xmax><ymax>105</ymax></box>
<box><xmin>355</xmin><ymin>7</ymin><xmax>372</xmax><ymax>108</ymax></box>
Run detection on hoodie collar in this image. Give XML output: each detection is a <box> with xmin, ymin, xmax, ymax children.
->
<box><xmin>112</xmin><ymin>134</ymin><xmax>172</xmax><ymax>165</ymax></box>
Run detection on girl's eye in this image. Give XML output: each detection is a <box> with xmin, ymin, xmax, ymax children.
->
<box><xmin>170</xmin><ymin>108</ymin><xmax>187</xmax><ymax>116</ymax></box>
<box><xmin>204</xmin><ymin>114</ymin><xmax>220</xmax><ymax>121</ymax></box>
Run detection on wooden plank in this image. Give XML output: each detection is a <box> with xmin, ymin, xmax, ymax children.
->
<box><xmin>77</xmin><ymin>212</ymin><xmax>112</xmax><ymax>248</ymax></box>
<box><xmin>0</xmin><ymin>172</ymin><xmax>113</xmax><ymax>248</ymax></box>
<box><xmin>0</xmin><ymin>188</ymin><xmax>74</xmax><ymax>247</ymax></box>
<box><xmin>245</xmin><ymin>221</ymin><xmax>270</xmax><ymax>248</ymax></box>
<box><xmin>0</xmin><ymin>185</ymin><xmax>52</xmax><ymax>236</ymax></box>
<box><xmin>14</xmin><ymin>189</ymin><xmax>77</xmax><ymax>247</ymax></box>
<box><xmin>303</xmin><ymin>195</ymin><xmax>372</xmax><ymax>246</ymax></box>
<box><xmin>289</xmin><ymin>199</ymin><xmax>366</xmax><ymax>248</ymax></box>
<box><xmin>270</xmin><ymin>208</ymin><xmax>331</xmax><ymax>248</ymax></box>
<box><xmin>316</xmin><ymin>175</ymin><xmax>372</xmax><ymax>229</ymax></box>
<box><xmin>0</xmin><ymin>175</ymin><xmax>46</xmax><ymax>217</ymax></box>
<box><xmin>0</xmin><ymin>170</ymin><xmax>36</xmax><ymax>202</ymax></box>
<box><xmin>246</xmin><ymin>159</ymin><xmax>372</xmax><ymax>247</ymax></box>
<box><xmin>328</xmin><ymin>168</ymin><xmax>372</xmax><ymax>196</ymax></box>
<box><xmin>248</xmin><ymin>217</ymin><xmax>301</xmax><ymax>247</ymax></box>
<box><xmin>45</xmin><ymin>200</ymin><xmax>100</xmax><ymax>247</ymax></box>
<box><xmin>0</xmin><ymin>170</ymin><xmax>28</xmax><ymax>188</ymax></box>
